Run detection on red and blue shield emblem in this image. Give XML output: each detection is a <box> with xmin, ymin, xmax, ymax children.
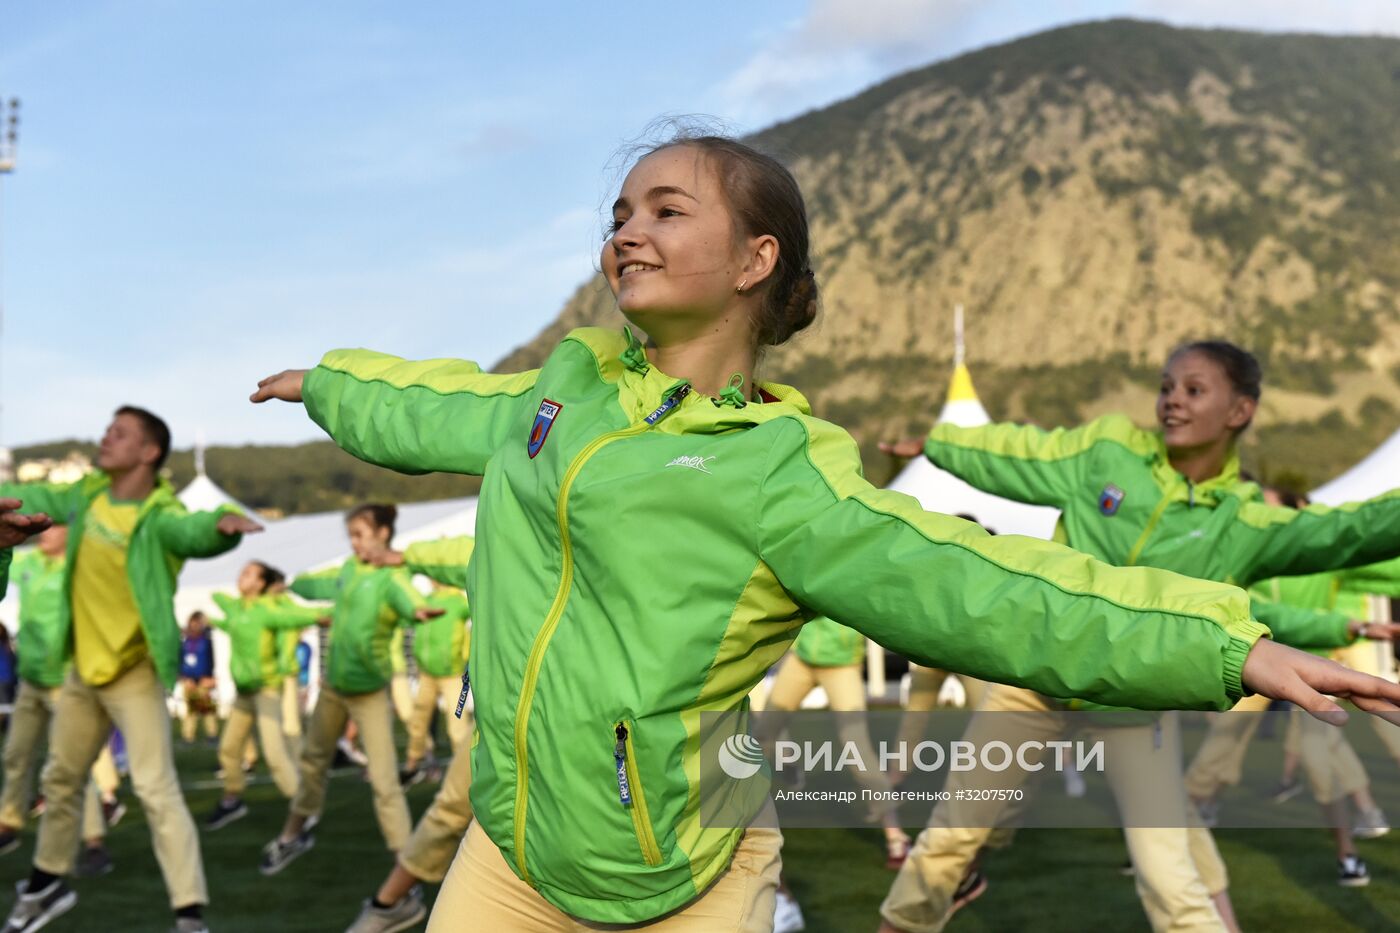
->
<box><xmin>528</xmin><ymin>399</ymin><xmax>563</xmax><ymax>459</ymax></box>
<box><xmin>1099</xmin><ymin>483</ymin><xmax>1125</xmax><ymax>516</ymax></box>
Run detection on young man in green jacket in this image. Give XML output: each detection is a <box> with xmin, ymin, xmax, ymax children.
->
<box><xmin>0</xmin><ymin>407</ymin><xmax>260</xmax><ymax>933</ymax></box>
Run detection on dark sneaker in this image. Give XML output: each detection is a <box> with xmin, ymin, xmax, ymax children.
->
<box><xmin>398</xmin><ymin>764</ymin><xmax>426</xmax><ymax>788</ymax></box>
<box><xmin>0</xmin><ymin>831</ymin><xmax>19</xmax><ymax>857</ymax></box>
<box><xmin>259</xmin><ymin>831</ymin><xmax>314</xmax><ymax>876</ymax></box>
<box><xmin>3</xmin><ymin>878</ymin><xmax>77</xmax><ymax>932</ymax></box>
<box><xmin>204</xmin><ymin>800</ymin><xmax>248</xmax><ymax>831</ymax></box>
<box><xmin>345</xmin><ymin>886</ymin><xmax>427</xmax><ymax>933</ymax></box>
<box><xmin>1194</xmin><ymin>797</ymin><xmax>1219</xmax><ymax>828</ymax></box>
<box><xmin>102</xmin><ymin>799</ymin><xmax>127</xmax><ymax>829</ymax></box>
<box><xmin>1271</xmin><ymin>778</ymin><xmax>1304</xmax><ymax>804</ymax></box>
<box><xmin>1354</xmin><ymin>807</ymin><xmax>1390</xmax><ymax>840</ymax></box>
<box><xmin>74</xmin><ymin>846</ymin><xmax>113</xmax><ymax>878</ymax></box>
<box><xmin>944</xmin><ymin>868</ymin><xmax>988</xmax><ymax>921</ymax></box>
<box><xmin>1339</xmin><ymin>855</ymin><xmax>1370</xmax><ymax>887</ymax></box>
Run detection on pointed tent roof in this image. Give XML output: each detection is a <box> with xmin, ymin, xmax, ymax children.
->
<box><xmin>885</xmin><ymin>307</ymin><xmax>1060</xmax><ymax>538</ymax></box>
<box><xmin>1311</xmin><ymin>429</ymin><xmax>1400</xmax><ymax>506</ymax></box>
<box><xmin>176</xmin><ymin>434</ymin><xmax>261</xmax><ymax>518</ymax></box>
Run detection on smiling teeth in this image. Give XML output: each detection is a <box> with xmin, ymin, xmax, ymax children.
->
<box><xmin>621</xmin><ymin>263</ymin><xmax>654</xmax><ymax>275</ymax></box>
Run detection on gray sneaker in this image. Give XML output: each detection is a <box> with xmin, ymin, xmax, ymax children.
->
<box><xmin>1354</xmin><ymin>807</ymin><xmax>1390</xmax><ymax>840</ymax></box>
<box><xmin>259</xmin><ymin>830</ymin><xmax>315</xmax><ymax>876</ymax></box>
<box><xmin>345</xmin><ymin>886</ymin><xmax>426</xmax><ymax>933</ymax></box>
<box><xmin>3</xmin><ymin>879</ymin><xmax>77</xmax><ymax>933</ymax></box>
<box><xmin>172</xmin><ymin>918</ymin><xmax>210</xmax><ymax>933</ymax></box>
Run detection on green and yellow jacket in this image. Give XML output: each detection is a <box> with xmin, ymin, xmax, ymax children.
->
<box><xmin>793</xmin><ymin>616</ymin><xmax>865</xmax><ymax>668</ymax></box>
<box><xmin>0</xmin><ymin>475</ymin><xmax>244</xmax><ymax>689</ymax></box>
<box><xmin>303</xmin><ymin>328</ymin><xmax>1267</xmax><ymax>924</ymax></box>
<box><xmin>10</xmin><ymin>549</ymin><xmax>69</xmax><ymax>688</ymax></box>
<box><xmin>1253</xmin><ymin>555</ymin><xmax>1400</xmax><ymax>656</ymax></box>
<box><xmin>209</xmin><ymin>592</ymin><xmax>324</xmax><ymax>693</ymax></box>
<box><xmin>290</xmin><ymin>558</ymin><xmax>425</xmax><ymax>695</ymax></box>
<box><xmin>401</xmin><ymin>536</ymin><xmax>475</xmax><ymax>677</ymax></box>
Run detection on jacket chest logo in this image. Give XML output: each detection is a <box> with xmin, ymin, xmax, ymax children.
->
<box><xmin>1098</xmin><ymin>484</ymin><xmax>1125</xmax><ymax>516</ymax></box>
<box><xmin>665</xmin><ymin>455</ymin><xmax>715</xmax><ymax>474</ymax></box>
<box><xmin>528</xmin><ymin>399</ymin><xmax>564</xmax><ymax>459</ymax></box>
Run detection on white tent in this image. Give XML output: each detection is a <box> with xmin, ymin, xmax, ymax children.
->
<box><xmin>177</xmin><ymin>445</ymin><xmax>261</xmax><ymax>518</ymax></box>
<box><xmin>861</xmin><ymin>308</ymin><xmax>1060</xmax><ymax>699</ymax></box>
<box><xmin>884</xmin><ymin>311</ymin><xmax>1060</xmax><ymax>538</ymax></box>
<box><xmin>1311</xmin><ymin>431</ymin><xmax>1400</xmax><ymax>506</ymax></box>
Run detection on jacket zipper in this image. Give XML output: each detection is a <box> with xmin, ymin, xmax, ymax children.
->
<box><xmin>1125</xmin><ymin>492</ymin><xmax>1173</xmax><ymax>566</ymax></box>
<box><xmin>510</xmin><ymin>383</ymin><xmax>691</xmax><ymax>883</ymax></box>
<box><xmin>614</xmin><ymin>721</ymin><xmax>663</xmax><ymax>866</ymax></box>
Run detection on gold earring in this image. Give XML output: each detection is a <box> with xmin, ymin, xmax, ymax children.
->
<box><xmin>736</xmin><ymin>279</ymin><xmax>748</xmax><ymax>294</ymax></box>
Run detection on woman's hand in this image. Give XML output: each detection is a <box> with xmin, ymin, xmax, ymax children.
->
<box><xmin>1348</xmin><ymin>620</ymin><xmax>1400</xmax><ymax>642</ymax></box>
<box><xmin>250</xmin><ymin>369</ymin><xmax>308</xmax><ymax>404</ymax></box>
<box><xmin>216</xmin><ymin>514</ymin><xmax>264</xmax><ymax>536</ymax></box>
<box><xmin>1242</xmin><ymin>637</ymin><xmax>1400</xmax><ymax>724</ymax></box>
<box><xmin>0</xmin><ymin>499</ymin><xmax>50</xmax><ymax>548</ymax></box>
<box><xmin>414</xmin><ymin>607</ymin><xmax>446</xmax><ymax>622</ymax></box>
<box><xmin>878</xmin><ymin>438</ymin><xmax>925</xmax><ymax>458</ymax></box>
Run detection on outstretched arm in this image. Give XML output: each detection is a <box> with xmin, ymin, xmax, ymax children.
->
<box><xmin>885</xmin><ymin>416</ymin><xmax>1134</xmax><ymax>509</ymax></box>
<box><xmin>399</xmin><ymin>536</ymin><xmax>476</xmax><ymax>590</ymax></box>
<box><xmin>1238</xmin><ymin>492</ymin><xmax>1400</xmax><ymax>585</ymax></box>
<box><xmin>762</xmin><ymin>419</ymin><xmax>1400</xmax><ymax>719</ymax></box>
<box><xmin>253</xmin><ymin>350</ymin><xmax>540</xmax><ymax>476</ymax></box>
<box><xmin>155</xmin><ymin>506</ymin><xmax>262</xmax><ymax>559</ymax></box>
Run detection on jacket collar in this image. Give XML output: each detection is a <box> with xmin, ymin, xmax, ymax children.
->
<box><xmin>611</xmin><ymin>327</ymin><xmax>812</xmax><ymax>433</ymax></box>
<box><xmin>1144</xmin><ymin>433</ymin><xmax>1244</xmax><ymax>505</ymax></box>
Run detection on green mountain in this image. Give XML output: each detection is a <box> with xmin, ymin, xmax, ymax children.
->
<box><xmin>497</xmin><ymin>18</ymin><xmax>1400</xmax><ymax>489</ymax></box>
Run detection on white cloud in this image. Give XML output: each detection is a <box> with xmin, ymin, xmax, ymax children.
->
<box><xmin>715</xmin><ymin>0</ymin><xmax>1400</xmax><ymax>126</ymax></box>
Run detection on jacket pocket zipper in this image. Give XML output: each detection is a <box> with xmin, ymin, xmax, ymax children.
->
<box><xmin>614</xmin><ymin>722</ymin><xmax>662</xmax><ymax>866</ymax></box>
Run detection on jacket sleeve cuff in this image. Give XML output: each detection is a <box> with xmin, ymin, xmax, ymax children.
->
<box><xmin>1222</xmin><ymin>618</ymin><xmax>1272</xmax><ymax>703</ymax></box>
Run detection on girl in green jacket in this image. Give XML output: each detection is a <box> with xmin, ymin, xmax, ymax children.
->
<box><xmin>204</xmin><ymin>561</ymin><xmax>325</xmax><ymax>831</ymax></box>
<box><xmin>258</xmin><ymin>504</ymin><xmax>441</xmax><ymax>877</ymax></box>
<box><xmin>880</xmin><ymin>342</ymin><xmax>1400</xmax><ymax>931</ymax></box>
<box><xmin>252</xmin><ymin>132</ymin><xmax>1400</xmax><ymax>932</ymax></box>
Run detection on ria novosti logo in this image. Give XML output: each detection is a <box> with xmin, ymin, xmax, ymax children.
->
<box><xmin>717</xmin><ymin>734</ymin><xmax>766</xmax><ymax>779</ymax></box>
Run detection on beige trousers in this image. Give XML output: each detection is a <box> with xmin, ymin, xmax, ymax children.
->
<box><xmin>882</xmin><ymin>684</ymin><xmax>1227</xmax><ymax>933</ymax></box>
<box><xmin>1184</xmin><ymin>696</ymin><xmax>1368</xmax><ymax>805</ymax></box>
<box><xmin>36</xmin><ymin>661</ymin><xmax>206</xmax><ymax>908</ymax></box>
<box><xmin>282</xmin><ymin>676</ymin><xmax>303</xmax><ymax>741</ymax></box>
<box><xmin>428</xmin><ymin>820</ymin><xmax>782</xmax><ymax>932</ymax></box>
<box><xmin>391</xmin><ymin>674</ymin><xmax>414</xmax><ymax>724</ymax></box>
<box><xmin>291</xmin><ymin>686</ymin><xmax>411</xmax><ymax>851</ymax></box>
<box><xmin>0</xmin><ymin>682</ymin><xmax>106</xmax><ymax>841</ymax></box>
<box><xmin>219</xmin><ymin>686</ymin><xmax>299</xmax><ymax>799</ymax></box>
<box><xmin>399</xmin><ymin>728</ymin><xmax>476</xmax><ymax>883</ymax></box>
<box><xmin>406</xmin><ymin>674</ymin><xmax>471</xmax><ymax>766</ymax></box>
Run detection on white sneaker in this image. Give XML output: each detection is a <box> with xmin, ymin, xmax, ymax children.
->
<box><xmin>1353</xmin><ymin>807</ymin><xmax>1390</xmax><ymax>840</ymax></box>
<box><xmin>773</xmin><ymin>889</ymin><xmax>805</xmax><ymax>933</ymax></box>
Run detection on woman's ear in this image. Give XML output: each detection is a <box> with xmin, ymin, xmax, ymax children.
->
<box><xmin>739</xmin><ymin>234</ymin><xmax>780</xmax><ymax>292</ymax></box>
<box><xmin>1228</xmin><ymin>395</ymin><xmax>1257</xmax><ymax>432</ymax></box>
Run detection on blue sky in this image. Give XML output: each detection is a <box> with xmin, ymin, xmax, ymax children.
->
<box><xmin>4</xmin><ymin>1</ymin><xmax>1398</xmax><ymax>448</ymax></box>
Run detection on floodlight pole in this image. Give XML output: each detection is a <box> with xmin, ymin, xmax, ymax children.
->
<box><xmin>0</xmin><ymin>97</ymin><xmax>19</xmax><ymax>447</ymax></box>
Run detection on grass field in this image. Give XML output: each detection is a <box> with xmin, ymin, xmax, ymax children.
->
<box><xmin>0</xmin><ymin>716</ymin><xmax>1397</xmax><ymax>932</ymax></box>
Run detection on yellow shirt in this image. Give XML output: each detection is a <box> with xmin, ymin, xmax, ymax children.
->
<box><xmin>72</xmin><ymin>491</ymin><xmax>147</xmax><ymax>685</ymax></box>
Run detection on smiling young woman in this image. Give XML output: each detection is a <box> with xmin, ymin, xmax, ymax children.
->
<box><xmin>252</xmin><ymin>130</ymin><xmax>1400</xmax><ymax>933</ymax></box>
<box><xmin>877</xmin><ymin>340</ymin><xmax>1400</xmax><ymax>933</ymax></box>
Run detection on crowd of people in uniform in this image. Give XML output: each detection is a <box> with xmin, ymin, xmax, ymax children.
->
<box><xmin>0</xmin><ymin>129</ymin><xmax>1399</xmax><ymax>933</ymax></box>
